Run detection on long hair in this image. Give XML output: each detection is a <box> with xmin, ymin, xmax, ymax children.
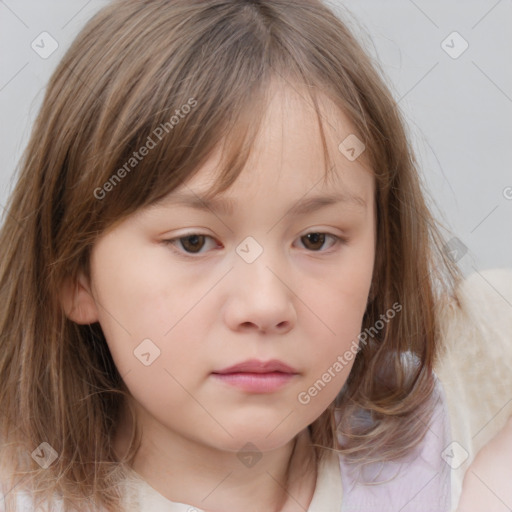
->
<box><xmin>0</xmin><ymin>0</ymin><xmax>462</xmax><ymax>510</ymax></box>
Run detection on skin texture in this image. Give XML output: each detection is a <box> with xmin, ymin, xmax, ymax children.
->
<box><xmin>457</xmin><ymin>415</ymin><xmax>512</xmax><ymax>512</ymax></box>
<box><xmin>62</xmin><ymin>82</ymin><xmax>376</xmax><ymax>512</ymax></box>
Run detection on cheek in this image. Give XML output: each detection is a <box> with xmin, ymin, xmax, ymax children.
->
<box><xmin>90</xmin><ymin>243</ymin><xmax>215</xmax><ymax>381</ymax></box>
<box><xmin>306</xmin><ymin>242</ymin><xmax>374</xmax><ymax>338</ymax></box>
<box><xmin>295</xmin><ymin>246</ymin><xmax>374</xmax><ymax>412</ymax></box>
<box><xmin>89</xmin><ymin>245</ymin><xmax>168</xmax><ymax>367</ymax></box>
<box><xmin>92</xmin><ymin>242</ymin><xmax>188</xmax><ymax>333</ymax></box>
<box><xmin>303</xmin><ymin>281</ymin><xmax>364</xmax><ymax>380</ymax></box>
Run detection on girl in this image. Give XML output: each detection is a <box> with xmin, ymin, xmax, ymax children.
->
<box><xmin>0</xmin><ymin>0</ymin><xmax>463</xmax><ymax>511</ymax></box>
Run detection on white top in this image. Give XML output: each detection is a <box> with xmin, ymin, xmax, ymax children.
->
<box><xmin>124</xmin><ymin>375</ymin><xmax>451</xmax><ymax>512</ymax></box>
<box><xmin>122</xmin><ymin>443</ymin><xmax>344</xmax><ymax>511</ymax></box>
<box><xmin>1</xmin><ymin>375</ymin><xmax>450</xmax><ymax>512</ymax></box>
<box><xmin>124</xmin><ymin>380</ymin><xmax>451</xmax><ymax>512</ymax></box>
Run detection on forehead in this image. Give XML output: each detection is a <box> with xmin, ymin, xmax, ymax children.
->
<box><xmin>153</xmin><ymin>80</ymin><xmax>374</xmax><ymax>218</ymax></box>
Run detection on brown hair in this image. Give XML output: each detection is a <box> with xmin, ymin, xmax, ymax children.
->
<box><xmin>0</xmin><ymin>0</ymin><xmax>462</xmax><ymax>510</ymax></box>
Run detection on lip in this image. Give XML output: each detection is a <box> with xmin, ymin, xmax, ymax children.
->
<box><xmin>211</xmin><ymin>359</ymin><xmax>299</xmax><ymax>393</ymax></box>
<box><xmin>213</xmin><ymin>359</ymin><xmax>298</xmax><ymax>375</ymax></box>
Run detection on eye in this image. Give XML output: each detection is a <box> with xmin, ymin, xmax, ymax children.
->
<box><xmin>162</xmin><ymin>231</ymin><xmax>346</xmax><ymax>257</ymax></box>
<box><xmin>296</xmin><ymin>232</ymin><xmax>343</xmax><ymax>252</ymax></box>
<box><xmin>163</xmin><ymin>234</ymin><xmax>217</xmax><ymax>255</ymax></box>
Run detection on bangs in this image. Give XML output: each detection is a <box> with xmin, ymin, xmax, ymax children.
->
<box><xmin>67</xmin><ymin>1</ymin><xmax>365</xmax><ymax>234</ymax></box>
<box><xmin>93</xmin><ymin>71</ymin><xmax>341</xmax><ymax>233</ymax></box>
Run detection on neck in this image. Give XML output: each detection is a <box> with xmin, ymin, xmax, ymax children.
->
<box><xmin>113</xmin><ymin>403</ymin><xmax>317</xmax><ymax>512</ymax></box>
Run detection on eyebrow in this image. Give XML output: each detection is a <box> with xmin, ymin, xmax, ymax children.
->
<box><xmin>159</xmin><ymin>190</ymin><xmax>367</xmax><ymax>217</ymax></box>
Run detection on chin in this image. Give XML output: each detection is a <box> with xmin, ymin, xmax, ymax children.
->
<box><xmin>208</xmin><ymin>423</ymin><xmax>305</xmax><ymax>454</ymax></box>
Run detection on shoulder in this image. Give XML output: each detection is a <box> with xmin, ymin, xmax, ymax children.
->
<box><xmin>456</xmin><ymin>416</ymin><xmax>512</xmax><ymax>512</ymax></box>
<box><xmin>336</xmin><ymin>374</ymin><xmax>451</xmax><ymax>512</ymax></box>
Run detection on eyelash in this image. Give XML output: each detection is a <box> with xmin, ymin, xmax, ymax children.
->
<box><xmin>162</xmin><ymin>231</ymin><xmax>347</xmax><ymax>258</ymax></box>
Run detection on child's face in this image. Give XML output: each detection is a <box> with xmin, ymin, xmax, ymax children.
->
<box><xmin>79</xmin><ymin>84</ymin><xmax>375</xmax><ymax>454</ymax></box>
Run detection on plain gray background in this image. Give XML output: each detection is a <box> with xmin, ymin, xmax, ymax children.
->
<box><xmin>0</xmin><ymin>0</ymin><xmax>511</xmax><ymax>278</ymax></box>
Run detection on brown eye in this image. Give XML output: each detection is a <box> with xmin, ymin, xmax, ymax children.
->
<box><xmin>296</xmin><ymin>232</ymin><xmax>345</xmax><ymax>252</ymax></box>
<box><xmin>162</xmin><ymin>233</ymin><xmax>220</xmax><ymax>258</ymax></box>
<box><xmin>178</xmin><ymin>234</ymin><xmax>206</xmax><ymax>253</ymax></box>
<box><xmin>164</xmin><ymin>231</ymin><xmax>344</xmax><ymax>259</ymax></box>
<box><xmin>300</xmin><ymin>232</ymin><xmax>327</xmax><ymax>251</ymax></box>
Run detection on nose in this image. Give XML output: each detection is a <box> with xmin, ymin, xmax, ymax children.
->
<box><xmin>222</xmin><ymin>252</ymin><xmax>297</xmax><ymax>335</ymax></box>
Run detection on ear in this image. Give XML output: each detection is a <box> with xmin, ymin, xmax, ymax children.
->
<box><xmin>60</xmin><ymin>271</ymin><xmax>100</xmax><ymax>325</ymax></box>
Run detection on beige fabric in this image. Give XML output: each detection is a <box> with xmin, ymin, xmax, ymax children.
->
<box><xmin>434</xmin><ymin>267</ymin><xmax>512</xmax><ymax>511</ymax></box>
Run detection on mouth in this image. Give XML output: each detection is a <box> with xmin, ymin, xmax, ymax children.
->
<box><xmin>213</xmin><ymin>359</ymin><xmax>298</xmax><ymax>375</ymax></box>
<box><xmin>211</xmin><ymin>359</ymin><xmax>299</xmax><ymax>393</ymax></box>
